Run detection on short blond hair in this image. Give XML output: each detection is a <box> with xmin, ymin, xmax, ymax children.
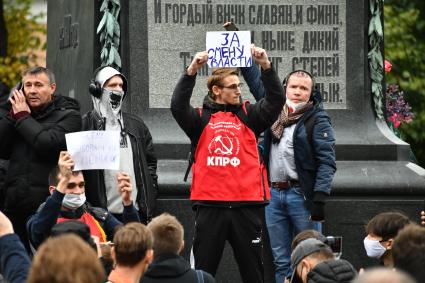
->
<box><xmin>113</xmin><ymin>222</ymin><xmax>153</xmax><ymax>267</ymax></box>
<box><xmin>148</xmin><ymin>213</ymin><xmax>184</xmax><ymax>256</ymax></box>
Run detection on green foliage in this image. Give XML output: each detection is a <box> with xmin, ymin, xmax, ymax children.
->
<box><xmin>97</xmin><ymin>0</ymin><xmax>121</xmax><ymax>69</ymax></box>
<box><xmin>384</xmin><ymin>1</ymin><xmax>425</xmax><ymax>166</ymax></box>
<box><xmin>0</xmin><ymin>0</ymin><xmax>46</xmax><ymax>88</ymax></box>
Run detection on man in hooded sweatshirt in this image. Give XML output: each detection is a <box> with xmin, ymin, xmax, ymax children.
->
<box><xmin>171</xmin><ymin>46</ymin><xmax>284</xmax><ymax>283</ymax></box>
<box><xmin>82</xmin><ymin>66</ymin><xmax>158</xmax><ymax>223</ymax></box>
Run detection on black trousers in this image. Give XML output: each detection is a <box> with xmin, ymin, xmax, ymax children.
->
<box><xmin>193</xmin><ymin>206</ymin><xmax>264</xmax><ymax>283</ymax></box>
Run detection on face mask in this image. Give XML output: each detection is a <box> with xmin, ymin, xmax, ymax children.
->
<box><xmin>62</xmin><ymin>193</ymin><xmax>86</xmax><ymax>210</ymax></box>
<box><xmin>104</xmin><ymin>89</ymin><xmax>124</xmax><ymax>117</ymax></box>
<box><xmin>286</xmin><ymin>99</ymin><xmax>307</xmax><ymax>112</ymax></box>
<box><xmin>363</xmin><ymin>237</ymin><xmax>387</xmax><ymax>259</ymax></box>
<box><xmin>95</xmin><ymin>89</ymin><xmax>124</xmax><ymax>119</ymax></box>
<box><xmin>109</xmin><ymin>90</ymin><xmax>124</xmax><ymax>113</ymax></box>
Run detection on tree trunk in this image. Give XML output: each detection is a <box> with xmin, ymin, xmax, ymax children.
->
<box><xmin>0</xmin><ymin>0</ymin><xmax>7</xmax><ymax>57</ymax></box>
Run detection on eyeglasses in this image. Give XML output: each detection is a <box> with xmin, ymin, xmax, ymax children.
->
<box><xmin>218</xmin><ymin>83</ymin><xmax>244</xmax><ymax>90</ymax></box>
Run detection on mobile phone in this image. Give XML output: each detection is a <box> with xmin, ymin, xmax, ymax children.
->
<box><xmin>11</xmin><ymin>81</ymin><xmax>24</xmax><ymax>95</ymax></box>
<box><xmin>325</xmin><ymin>236</ymin><xmax>342</xmax><ymax>259</ymax></box>
<box><xmin>18</xmin><ymin>81</ymin><xmax>25</xmax><ymax>95</ymax></box>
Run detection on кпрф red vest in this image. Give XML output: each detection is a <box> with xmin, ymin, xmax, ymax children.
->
<box><xmin>190</xmin><ymin>109</ymin><xmax>270</xmax><ymax>202</ymax></box>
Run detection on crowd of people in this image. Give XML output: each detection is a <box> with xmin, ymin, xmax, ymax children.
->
<box><xmin>0</xmin><ymin>22</ymin><xmax>424</xmax><ymax>283</ymax></box>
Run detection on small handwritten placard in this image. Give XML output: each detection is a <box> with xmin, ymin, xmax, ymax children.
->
<box><xmin>206</xmin><ymin>31</ymin><xmax>252</xmax><ymax>68</ymax></box>
<box><xmin>65</xmin><ymin>131</ymin><xmax>120</xmax><ymax>170</ymax></box>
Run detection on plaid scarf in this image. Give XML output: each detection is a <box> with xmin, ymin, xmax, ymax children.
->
<box><xmin>271</xmin><ymin>101</ymin><xmax>313</xmax><ymax>143</ymax></box>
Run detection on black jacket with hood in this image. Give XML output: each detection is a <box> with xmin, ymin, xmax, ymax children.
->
<box><xmin>82</xmin><ymin>110</ymin><xmax>158</xmax><ymax>221</ymax></box>
<box><xmin>0</xmin><ymin>95</ymin><xmax>82</xmax><ymax>215</ymax></box>
<box><xmin>141</xmin><ymin>253</ymin><xmax>215</xmax><ymax>283</ymax></box>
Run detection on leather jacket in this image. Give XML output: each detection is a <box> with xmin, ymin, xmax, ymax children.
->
<box><xmin>82</xmin><ymin>110</ymin><xmax>158</xmax><ymax>221</ymax></box>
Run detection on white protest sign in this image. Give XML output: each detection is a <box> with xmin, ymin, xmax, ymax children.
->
<box><xmin>65</xmin><ymin>131</ymin><xmax>120</xmax><ymax>170</ymax></box>
<box><xmin>206</xmin><ymin>31</ymin><xmax>252</xmax><ymax>68</ymax></box>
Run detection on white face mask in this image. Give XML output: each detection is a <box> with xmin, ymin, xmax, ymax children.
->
<box><xmin>62</xmin><ymin>193</ymin><xmax>86</xmax><ymax>210</ymax></box>
<box><xmin>363</xmin><ymin>237</ymin><xmax>387</xmax><ymax>259</ymax></box>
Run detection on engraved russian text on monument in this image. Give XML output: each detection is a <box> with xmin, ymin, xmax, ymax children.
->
<box><xmin>147</xmin><ymin>0</ymin><xmax>346</xmax><ymax>109</ymax></box>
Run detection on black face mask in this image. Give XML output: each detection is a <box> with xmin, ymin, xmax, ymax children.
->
<box><xmin>98</xmin><ymin>89</ymin><xmax>124</xmax><ymax>118</ymax></box>
<box><xmin>109</xmin><ymin>90</ymin><xmax>124</xmax><ymax>110</ymax></box>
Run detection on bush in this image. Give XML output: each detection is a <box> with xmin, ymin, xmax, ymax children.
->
<box><xmin>384</xmin><ymin>3</ymin><xmax>425</xmax><ymax>166</ymax></box>
<box><xmin>0</xmin><ymin>0</ymin><xmax>46</xmax><ymax>89</ymax></box>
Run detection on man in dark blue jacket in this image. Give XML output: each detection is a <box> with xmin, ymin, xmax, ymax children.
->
<box><xmin>0</xmin><ymin>210</ymin><xmax>30</xmax><ymax>283</ymax></box>
<box><xmin>240</xmin><ymin>58</ymin><xmax>336</xmax><ymax>282</ymax></box>
<box><xmin>27</xmin><ymin>151</ymin><xmax>140</xmax><ymax>250</ymax></box>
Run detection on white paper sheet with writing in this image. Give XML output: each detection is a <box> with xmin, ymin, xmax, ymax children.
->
<box><xmin>206</xmin><ymin>31</ymin><xmax>252</xmax><ymax>68</ymax></box>
<box><xmin>65</xmin><ymin>131</ymin><xmax>120</xmax><ymax>170</ymax></box>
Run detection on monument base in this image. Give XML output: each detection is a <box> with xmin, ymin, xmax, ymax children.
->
<box><xmin>156</xmin><ymin>157</ymin><xmax>425</xmax><ymax>282</ymax></box>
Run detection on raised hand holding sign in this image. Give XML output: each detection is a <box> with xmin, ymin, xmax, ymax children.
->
<box><xmin>206</xmin><ymin>31</ymin><xmax>252</xmax><ymax>68</ymax></box>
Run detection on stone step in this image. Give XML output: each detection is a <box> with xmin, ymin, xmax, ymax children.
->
<box><xmin>154</xmin><ymin>141</ymin><xmax>411</xmax><ymax>161</ymax></box>
<box><xmin>157</xmin><ymin>159</ymin><xmax>190</xmax><ymax>197</ymax></box>
<box><xmin>156</xmin><ymin>160</ymin><xmax>425</xmax><ymax>196</ymax></box>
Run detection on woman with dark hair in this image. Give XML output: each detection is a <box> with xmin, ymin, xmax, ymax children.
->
<box><xmin>363</xmin><ymin>212</ymin><xmax>411</xmax><ymax>267</ymax></box>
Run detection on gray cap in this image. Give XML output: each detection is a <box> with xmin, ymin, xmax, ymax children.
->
<box><xmin>289</xmin><ymin>238</ymin><xmax>333</xmax><ymax>283</ymax></box>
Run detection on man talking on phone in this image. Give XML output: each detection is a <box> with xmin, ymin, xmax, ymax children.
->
<box><xmin>0</xmin><ymin>66</ymin><xmax>81</xmax><ymax>253</ymax></box>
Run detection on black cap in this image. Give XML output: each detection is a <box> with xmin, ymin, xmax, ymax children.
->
<box><xmin>51</xmin><ymin>221</ymin><xmax>96</xmax><ymax>250</ymax></box>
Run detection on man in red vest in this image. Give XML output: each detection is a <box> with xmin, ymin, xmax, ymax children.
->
<box><xmin>27</xmin><ymin>151</ymin><xmax>140</xmax><ymax>250</ymax></box>
<box><xmin>171</xmin><ymin>46</ymin><xmax>284</xmax><ymax>283</ymax></box>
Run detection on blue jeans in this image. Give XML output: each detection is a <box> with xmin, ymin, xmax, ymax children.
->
<box><xmin>265</xmin><ymin>186</ymin><xmax>321</xmax><ymax>283</ymax></box>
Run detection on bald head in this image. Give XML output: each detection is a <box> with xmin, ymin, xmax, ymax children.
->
<box><xmin>352</xmin><ymin>268</ymin><xmax>416</xmax><ymax>283</ymax></box>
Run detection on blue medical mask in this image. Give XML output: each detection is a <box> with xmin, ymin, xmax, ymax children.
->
<box><xmin>62</xmin><ymin>193</ymin><xmax>86</xmax><ymax>210</ymax></box>
<box><xmin>363</xmin><ymin>237</ymin><xmax>387</xmax><ymax>259</ymax></box>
